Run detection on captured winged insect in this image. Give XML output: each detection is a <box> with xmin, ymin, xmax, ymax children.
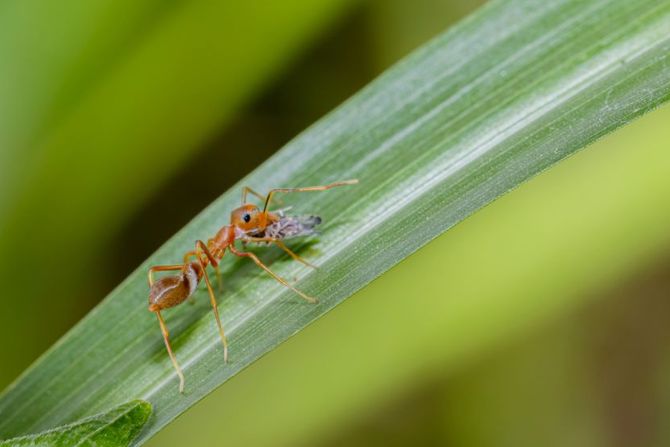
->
<box><xmin>264</xmin><ymin>212</ymin><xmax>322</xmax><ymax>240</ymax></box>
<box><xmin>147</xmin><ymin>180</ymin><xmax>358</xmax><ymax>392</ymax></box>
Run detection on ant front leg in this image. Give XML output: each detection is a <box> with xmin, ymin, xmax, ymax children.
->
<box><xmin>261</xmin><ymin>179</ymin><xmax>359</xmax><ymax>213</ymax></box>
<box><xmin>274</xmin><ymin>240</ymin><xmax>318</xmax><ymax>270</ymax></box>
<box><xmin>243</xmin><ymin>237</ymin><xmax>318</xmax><ymax>269</ymax></box>
<box><xmin>229</xmin><ymin>244</ymin><xmax>318</xmax><ymax>304</ymax></box>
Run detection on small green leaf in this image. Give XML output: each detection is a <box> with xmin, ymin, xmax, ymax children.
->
<box><xmin>0</xmin><ymin>400</ymin><xmax>151</xmax><ymax>447</ymax></box>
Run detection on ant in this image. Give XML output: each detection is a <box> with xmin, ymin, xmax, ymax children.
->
<box><xmin>148</xmin><ymin>179</ymin><xmax>358</xmax><ymax>392</ymax></box>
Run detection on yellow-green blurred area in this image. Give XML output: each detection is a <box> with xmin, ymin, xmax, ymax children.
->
<box><xmin>1</xmin><ymin>1</ymin><xmax>669</xmax><ymax>446</ymax></box>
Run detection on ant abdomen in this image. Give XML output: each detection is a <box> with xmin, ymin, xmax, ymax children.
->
<box><xmin>148</xmin><ymin>262</ymin><xmax>202</xmax><ymax>312</ymax></box>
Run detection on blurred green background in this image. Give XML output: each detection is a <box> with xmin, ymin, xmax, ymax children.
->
<box><xmin>1</xmin><ymin>1</ymin><xmax>669</xmax><ymax>446</ymax></box>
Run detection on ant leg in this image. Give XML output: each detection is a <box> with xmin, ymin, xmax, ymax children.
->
<box><xmin>194</xmin><ymin>241</ymin><xmax>223</xmax><ymax>291</ymax></box>
<box><xmin>244</xmin><ymin>237</ymin><xmax>317</xmax><ymax>269</ymax></box>
<box><xmin>214</xmin><ymin>265</ymin><xmax>223</xmax><ymax>292</ymax></box>
<box><xmin>199</xmin><ymin>263</ymin><xmax>228</xmax><ymax>362</ymax></box>
<box><xmin>195</xmin><ymin>241</ymin><xmax>228</xmax><ymax>362</ymax></box>
<box><xmin>148</xmin><ymin>265</ymin><xmax>184</xmax><ymax>286</ymax></box>
<box><xmin>229</xmin><ymin>244</ymin><xmax>318</xmax><ymax>304</ymax></box>
<box><xmin>194</xmin><ymin>240</ymin><xmax>218</xmax><ymax>267</ymax></box>
<box><xmin>183</xmin><ymin>250</ymin><xmax>196</xmax><ymax>264</ymax></box>
<box><xmin>262</xmin><ymin>179</ymin><xmax>358</xmax><ymax>213</ymax></box>
<box><xmin>274</xmin><ymin>240</ymin><xmax>318</xmax><ymax>270</ymax></box>
<box><xmin>185</xmin><ymin>249</ymin><xmax>223</xmax><ymax>292</ymax></box>
<box><xmin>155</xmin><ymin>311</ymin><xmax>185</xmax><ymax>393</ymax></box>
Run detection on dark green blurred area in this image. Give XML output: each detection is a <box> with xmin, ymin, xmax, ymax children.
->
<box><xmin>1</xmin><ymin>1</ymin><xmax>669</xmax><ymax>446</ymax></box>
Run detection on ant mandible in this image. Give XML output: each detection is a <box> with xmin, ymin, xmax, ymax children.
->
<box><xmin>148</xmin><ymin>179</ymin><xmax>358</xmax><ymax>392</ymax></box>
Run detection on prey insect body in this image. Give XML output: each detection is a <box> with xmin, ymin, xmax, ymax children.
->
<box><xmin>148</xmin><ymin>179</ymin><xmax>358</xmax><ymax>393</ymax></box>
<box><xmin>262</xmin><ymin>214</ymin><xmax>322</xmax><ymax>240</ymax></box>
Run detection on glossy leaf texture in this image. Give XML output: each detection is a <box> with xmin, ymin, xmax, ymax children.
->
<box><xmin>1</xmin><ymin>0</ymin><xmax>669</xmax><ymax>444</ymax></box>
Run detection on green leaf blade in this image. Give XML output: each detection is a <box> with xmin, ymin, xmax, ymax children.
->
<box><xmin>1</xmin><ymin>0</ymin><xmax>669</xmax><ymax>444</ymax></box>
<box><xmin>0</xmin><ymin>400</ymin><xmax>151</xmax><ymax>447</ymax></box>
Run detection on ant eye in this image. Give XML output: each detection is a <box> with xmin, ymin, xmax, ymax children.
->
<box><xmin>243</xmin><ymin>213</ymin><xmax>251</xmax><ymax>223</ymax></box>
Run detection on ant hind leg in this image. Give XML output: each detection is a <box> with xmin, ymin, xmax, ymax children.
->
<box><xmin>155</xmin><ymin>311</ymin><xmax>185</xmax><ymax>393</ymax></box>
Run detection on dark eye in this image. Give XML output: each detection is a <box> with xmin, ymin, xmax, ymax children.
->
<box><xmin>243</xmin><ymin>213</ymin><xmax>251</xmax><ymax>223</ymax></box>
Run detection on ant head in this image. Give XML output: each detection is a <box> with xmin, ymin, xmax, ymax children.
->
<box><xmin>231</xmin><ymin>204</ymin><xmax>264</xmax><ymax>232</ymax></box>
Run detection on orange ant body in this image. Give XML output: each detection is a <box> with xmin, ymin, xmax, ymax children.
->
<box><xmin>148</xmin><ymin>180</ymin><xmax>358</xmax><ymax>392</ymax></box>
